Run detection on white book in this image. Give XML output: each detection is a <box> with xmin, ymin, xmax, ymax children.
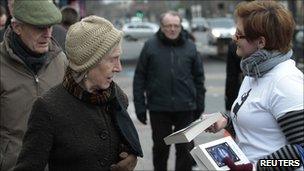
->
<box><xmin>190</xmin><ymin>136</ymin><xmax>250</xmax><ymax>171</ymax></box>
<box><xmin>163</xmin><ymin>112</ymin><xmax>222</xmax><ymax>145</ymax></box>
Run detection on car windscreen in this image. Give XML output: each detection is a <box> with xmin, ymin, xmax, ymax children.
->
<box><xmin>207</xmin><ymin>19</ymin><xmax>234</xmax><ymax>28</ymax></box>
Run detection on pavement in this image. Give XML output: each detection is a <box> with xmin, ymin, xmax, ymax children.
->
<box><xmin>113</xmin><ymin>58</ymin><xmax>226</xmax><ymax>170</ymax></box>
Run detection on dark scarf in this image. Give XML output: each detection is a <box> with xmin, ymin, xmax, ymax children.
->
<box><xmin>240</xmin><ymin>49</ymin><xmax>292</xmax><ymax>78</ymax></box>
<box><xmin>156</xmin><ymin>29</ymin><xmax>186</xmax><ymax>46</ymax></box>
<box><xmin>62</xmin><ymin>67</ymin><xmax>115</xmax><ymax>106</ymax></box>
<box><xmin>10</xmin><ymin>31</ymin><xmax>47</xmax><ymax>74</ymax></box>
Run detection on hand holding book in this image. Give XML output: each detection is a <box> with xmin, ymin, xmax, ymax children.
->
<box><xmin>205</xmin><ymin>113</ymin><xmax>228</xmax><ymax>133</ymax></box>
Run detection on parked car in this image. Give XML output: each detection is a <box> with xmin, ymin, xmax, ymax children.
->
<box><xmin>191</xmin><ymin>17</ymin><xmax>209</xmax><ymax>32</ymax></box>
<box><xmin>122</xmin><ymin>22</ymin><xmax>159</xmax><ymax>41</ymax></box>
<box><xmin>181</xmin><ymin>18</ymin><xmax>191</xmax><ymax>33</ymax></box>
<box><xmin>206</xmin><ymin>17</ymin><xmax>236</xmax><ymax>45</ymax></box>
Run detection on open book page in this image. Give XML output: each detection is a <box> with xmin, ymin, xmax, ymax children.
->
<box><xmin>167</xmin><ymin>117</ymin><xmax>203</xmax><ymax>136</ymax></box>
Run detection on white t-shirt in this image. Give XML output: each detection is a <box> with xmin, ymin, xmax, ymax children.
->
<box><xmin>230</xmin><ymin>59</ymin><xmax>304</xmax><ymax>164</ymax></box>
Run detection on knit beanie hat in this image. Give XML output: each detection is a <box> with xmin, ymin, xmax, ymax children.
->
<box><xmin>65</xmin><ymin>15</ymin><xmax>123</xmax><ymax>72</ymax></box>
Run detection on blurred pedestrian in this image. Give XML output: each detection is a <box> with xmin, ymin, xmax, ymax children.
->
<box><xmin>0</xmin><ymin>5</ymin><xmax>7</xmax><ymax>41</ymax></box>
<box><xmin>0</xmin><ymin>0</ymin><xmax>67</xmax><ymax>170</ymax></box>
<box><xmin>225</xmin><ymin>42</ymin><xmax>242</xmax><ymax>115</ymax></box>
<box><xmin>61</xmin><ymin>6</ymin><xmax>79</xmax><ymax>30</ymax></box>
<box><xmin>206</xmin><ymin>1</ymin><xmax>303</xmax><ymax>171</ymax></box>
<box><xmin>0</xmin><ymin>5</ymin><xmax>7</xmax><ymax>30</ymax></box>
<box><xmin>224</xmin><ymin>42</ymin><xmax>243</xmax><ymax>138</ymax></box>
<box><xmin>51</xmin><ymin>24</ymin><xmax>66</xmax><ymax>51</ymax></box>
<box><xmin>52</xmin><ymin>6</ymin><xmax>79</xmax><ymax>51</ymax></box>
<box><xmin>4</xmin><ymin>0</ymin><xmax>13</xmax><ymax>28</ymax></box>
<box><xmin>0</xmin><ymin>0</ymin><xmax>13</xmax><ymax>42</ymax></box>
<box><xmin>133</xmin><ymin>11</ymin><xmax>206</xmax><ymax>171</ymax></box>
<box><xmin>14</xmin><ymin>15</ymin><xmax>143</xmax><ymax>171</ymax></box>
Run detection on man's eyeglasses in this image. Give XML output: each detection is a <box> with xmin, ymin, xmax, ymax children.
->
<box><xmin>162</xmin><ymin>24</ymin><xmax>181</xmax><ymax>29</ymax></box>
<box><xmin>234</xmin><ymin>31</ymin><xmax>247</xmax><ymax>40</ymax></box>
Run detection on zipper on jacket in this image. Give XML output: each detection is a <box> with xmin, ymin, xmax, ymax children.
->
<box><xmin>34</xmin><ymin>75</ymin><xmax>40</xmax><ymax>96</ymax></box>
<box><xmin>34</xmin><ymin>75</ymin><xmax>39</xmax><ymax>83</ymax></box>
<box><xmin>170</xmin><ymin>48</ymin><xmax>175</xmax><ymax>109</ymax></box>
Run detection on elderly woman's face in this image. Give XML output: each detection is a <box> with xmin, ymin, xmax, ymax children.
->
<box><xmin>85</xmin><ymin>46</ymin><xmax>122</xmax><ymax>91</ymax></box>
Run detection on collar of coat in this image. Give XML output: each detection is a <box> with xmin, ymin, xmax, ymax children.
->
<box><xmin>62</xmin><ymin>67</ymin><xmax>115</xmax><ymax>106</ymax></box>
<box><xmin>156</xmin><ymin>28</ymin><xmax>187</xmax><ymax>46</ymax></box>
<box><xmin>2</xmin><ymin>26</ymin><xmax>63</xmax><ymax>65</ymax></box>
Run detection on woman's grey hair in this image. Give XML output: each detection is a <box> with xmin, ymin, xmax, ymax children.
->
<box><xmin>11</xmin><ymin>17</ymin><xmax>22</xmax><ymax>24</ymax></box>
<box><xmin>72</xmin><ymin>70</ymin><xmax>88</xmax><ymax>84</ymax></box>
<box><xmin>159</xmin><ymin>11</ymin><xmax>182</xmax><ymax>26</ymax></box>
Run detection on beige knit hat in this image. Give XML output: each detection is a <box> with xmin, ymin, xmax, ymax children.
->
<box><xmin>65</xmin><ymin>15</ymin><xmax>123</xmax><ymax>72</ymax></box>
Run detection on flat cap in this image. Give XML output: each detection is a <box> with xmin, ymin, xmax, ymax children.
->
<box><xmin>13</xmin><ymin>0</ymin><xmax>62</xmax><ymax>26</ymax></box>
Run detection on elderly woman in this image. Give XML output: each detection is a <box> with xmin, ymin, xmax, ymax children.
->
<box><xmin>14</xmin><ymin>16</ymin><xmax>143</xmax><ymax>171</ymax></box>
<box><xmin>207</xmin><ymin>1</ymin><xmax>303</xmax><ymax>171</ymax></box>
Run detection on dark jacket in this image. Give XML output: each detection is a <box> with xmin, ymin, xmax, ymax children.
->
<box><xmin>225</xmin><ymin>42</ymin><xmax>243</xmax><ymax>111</ymax></box>
<box><xmin>133</xmin><ymin>30</ymin><xmax>206</xmax><ymax>114</ymax></box>
<box><xmin>52</xmin><ymin>24</ymin><xmax>67</xmax><ymax>51</ymax></box>
<box><xmin>14</xmin><ymin>84</ymin><xmax>143</xmax><ymax>171</ymax></box>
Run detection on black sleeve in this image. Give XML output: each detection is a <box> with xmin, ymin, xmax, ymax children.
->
<box><xmin>133</xmin><ymin>42</ymin><xmax>149</xmax><ymax>115</ymax></box>
<box><xmin>14</xmin><ymin>98</ymin><xmax>54</xmax><ymax>171</ymax></box>
<box><xmin>225</xmin><ymin>42</ymin><xmax>242</xmax><ymax>111</ymax></box>
<box><xmin>192</xmin><ymin>50</ymin><xmax>206</xmax><ymax>112</ymax></box>
<box><xmin>256</xmin><ymin>109</ymin><xmax>304</xmax><ymax>171</ymax></box>
<box><xmin>223</xmin><ymin>112</ymin><xmax>236</xmax><ymax>138</ymax></box>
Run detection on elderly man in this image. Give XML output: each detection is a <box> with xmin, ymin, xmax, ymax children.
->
<box><xmin>0</xmin><ymin>0</ymin><xmax>67</xmax><ymax>170</ymax></box>
<box><xmin>133</xmin><ymin>11</ymin><xmax>206</xmax><ymax>171</ymax></box>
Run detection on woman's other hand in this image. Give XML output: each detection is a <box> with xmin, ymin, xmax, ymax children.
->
<box><xmin>110</xmin><ymin>152</ymin><xmax>138</xmax><ymax>171</ymax></box>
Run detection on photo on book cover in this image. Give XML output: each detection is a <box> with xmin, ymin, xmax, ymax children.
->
<box><xmin>206</xmin><ymin>142</ymin><xmax>240</xmax><ymax>167</ymax></box>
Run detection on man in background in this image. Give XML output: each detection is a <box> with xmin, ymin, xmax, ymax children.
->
<box><xmin>52</xmin><ymin>5</ymin><xmax>79</xmax><ymax>51</ymax></box>
<box><xmin>133</xmin><ymin>11</ymin><xmax>206</xmax><ymax>171</ymax></box>
<box><xmin>0</xmin><ymin>5</ymin><xmax>7</xmax><ymax>30</ymax></box>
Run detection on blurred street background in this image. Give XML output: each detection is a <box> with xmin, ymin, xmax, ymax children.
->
<box><xmin>36</xmin><ymin>0</ymin><xmax>302</xmax><ymax>68</ymax></box>
<box><xmin>1</xmin><ymin>0</ymin><xmax>301</xmax><ymax>170</ymax></box>
<box><xmin>55</xmin><ymin>0</ymin><xmax>304</xmax><ymax>170</ymax></box>
<box><xmin>44</xmin><ymin>0</ymin><xmax>304</xmax><ymax>170</ymax></box>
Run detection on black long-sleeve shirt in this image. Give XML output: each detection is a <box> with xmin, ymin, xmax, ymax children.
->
<box><xmin>225</xmin><ymin>42</ymin><xmax>243</xmax><ymax>111</ymax></box>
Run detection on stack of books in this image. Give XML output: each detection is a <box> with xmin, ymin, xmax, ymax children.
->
<box><xmin>163</xmin><ymin>112</ymin><xmax>249</xmax><ymax>170</ymax></box>
<box><xmin>190</xmin><ymin>136</ymin><xmax>249</xmax><ymax>170</ymax></box>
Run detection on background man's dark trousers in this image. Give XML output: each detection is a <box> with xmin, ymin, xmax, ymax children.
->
<box><xmin>150</xmin><ymin>111</ymin><xmax>194</xmax><ymax>171</ymax></box>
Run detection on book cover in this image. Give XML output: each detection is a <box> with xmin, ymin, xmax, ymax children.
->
<box><xmin>190</xmin><ymin>136</ymin><xmax>249</xmax><ymax>170</ymax></box>
<box><xmin>163</xmin><ymin>112</ymin><xmax>222</xmax><ymax>145</ymax></box>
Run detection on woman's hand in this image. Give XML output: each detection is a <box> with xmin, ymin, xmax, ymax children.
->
<box><xmin>224</xmin><ymin>157</ymin><xmax>253</xmax><ymax>171</ymax></box>
<box><xmin>110</xmin><ymin>152</ymin><xmax>138</xmax><ymax>171</ymax></box>
<box><xmin>205</xmin><ymin>114</ymin><xmax>228</xmax><ymax>133</ymax></box>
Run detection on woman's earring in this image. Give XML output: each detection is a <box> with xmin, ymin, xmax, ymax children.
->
<box><xmin>84</xmin><ymin>74</ymin><xmax>88</xmax><ymax>80</ymax></box>
<box><xmin>257</xmin><ymin>45</ymin><xmax>262</xmax><ymax>50</ymax></box>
